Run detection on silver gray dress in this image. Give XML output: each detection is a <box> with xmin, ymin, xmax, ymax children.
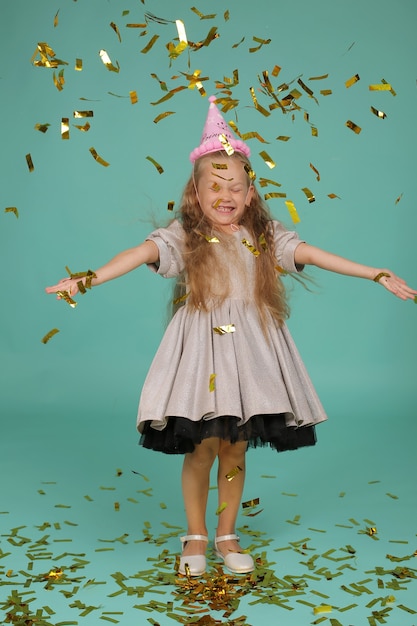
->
<box><xmin>137</xmin><ymin>219</ymin><xmax>328</xmax><ymax>454</ymax></box>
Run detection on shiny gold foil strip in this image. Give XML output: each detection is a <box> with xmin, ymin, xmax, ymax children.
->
<box><xmin>276</xmin><ymin>135</ymin><xmax>290</xmax><ymax>141</ymax></box>
<box><xmin>150</xmin><ymin>86</ymin><xmax>187</xmax><ymax>106</ymax></box>
<box><xmin>310</xmin><ymin>162</ymin><xmax>320</xmax><ymax>181</ymax></box>
<box><xmin>369</xmin><ymin>82</ymin><xmax>392</xmax><ymax>91</ymax></box>
<box><xmin>259</xmin><ymin>233</ymin><xmax>267</xmax><ymax>250</ymax></box>
<box><xmin>308</xmin><ymin>73</ymin><xmax>329</xmax><ymax>80</ymax></box>
<box><xmin>213</xmin><ymin>324</ymin><xmax>236</xmax><ymax>335</ymax></box>
<box><xmin>242</xmin><ymin>497</ymin><xmax>260</xmax><ymax>508</ymax></box>
<box><xmin>259</xmin><ymin>177</ymin><xmax>281</xmax><ymax>188</ymax></box>
<box><xmin>197</xmin><ymin>232</ymin><xmax>220</xmax><ymax>243</ymax></box>
<box><xmin>173</xmin><ymin>292</ymin><xmax>189</xmax><ymax>305</ymax></box>
<box><xmin>381</xmin><ymin>77</ymin><xmax>396</xmax><ymax>96</ymax></box>
<box><xmin>75</xmin><ymin>58</ymin><xmax>83</xmax><ymax>71</ymax></box>
<box><xmin>126</xmin><ymin>23</ymin><xmax>147</xmax><ymax>28</ymax></box>
<box><xmin>311</xmin><ymin>126</ymin><xmax>318</xmax><ymax>137</ymax></box>
<box><xmin>216</xmin><ymin>502</ymin><xmax>228</xmax><ymax>515</ymax></box>
<box><xmin>346</xmin><ymin>120</ymin><xmax>361</xmax><ymax>134</ymax></box>
<box><xmin>249</xmin><ymin>86</ymin><xmax>270</xmax><ymax>117</ymax></box>
<box><xmin>153</xmin><ymin>111</ymin><xmax>175</xmax><ymax>124</ymax></box>
<box><xmin>5</xmin><ymin>207</ymin><xmax>18</xmax><ymax>218</ymax></box>
<box><xmin>370</xmin><ymin>106</ymin><xmax>386</xmax><ymax>119</ymax></box>
<box><xmin>345</xmin><ymin>74</ymin><xmax>360</xmax><ymax>88</ymax></box>
<box><xmin>285</xmin><ymin>200</ymin><xmax>301</xmax><ymax>223</ymax></box>
<box><xmin>74</xmin><ymin>122</ymin><xmax>90</xmax><ymax>132</ymax></box>
<box><xmin>241</xmin><ymin>238</ymin><xmax>260</xmax><ymax>256</ymax></box>
<box><xmin>89</xmin><ymin>147</ymin><xmax>110</xmax><ymax>167</ymax></box>
<box><xmin>110</xmin><ymin>22</ymin><xmax>122</xmax><ymax>42</ymax></box>
<box><xmin>395</xmin><ymin>192</ymin><xmax>403</xmax><ymax>205</ymax></box>
<box><xmin>211</xmin><ymin>182</ymin><xmax>221</xmax><ymax>192</ymax></box>
<box><xmin>99</xmin><ymin>49</ymin><xmax>120</xmax><ymax>73</ymax></box>
<box><xmin>249</xmin><ymin>36</ymin><xmax>271</xmax><ymax>53</ymax></box>
<box><xmin>146</xmin><ymin>156</ymin><xmax>164</xmax><ymax>174</ymax></box>
<box><xmin>74</xmin><ymin>110</ymin><xmax>93</xmax><ymax>118</ymax></box>
<box><xmin>167</xmin><ymin>200</ymin><xmax>175</xmax><ymax>211</ymax></box>
<box><xmin>272</xmin><ymin>65</ymin><xmax>281</xmax><ymax>77</ymax></box>
<box><xmin>61</xmin><ymin>118</ymin><xmax>70</xmax><ymax>140</ymax></box>
<box><xmin>53</xmin><ymin>10</ymin><xmax>59</xmax><ymax>27</ymax></box>
<box><xmin>209</xmin><ymin>373</ymin><xmax>216</xmax><ymax>392</ymax></box>
<box><xmin>129</xmin><ymin>90</ymin><xmax>138</xmax><ymax>104</ymax></box>
<box><xmin>328</xmin><ymin>193</ymin><xmax>341</xmax><ymax>199</ymax></box>
<box><xmin>140</xmin><ymin>34</ymin><xmax>159</xmax><ymax>54</ymax></box>
<box><xmin>244</xmin><ymin>164</ymin><xmax>256</xmax><ymax>181</ymax></box>
<box><xmin>25</xmin><ymin>154</ymin><xmax>34</xmax><ymax>172</ymax></box>
<box><xmin>190</xmin><ymin>7</ymin><xmax>216</xmax><ymax>19</ymax></box>
<box><xmin>301</xmin><ymin>187</ymin><xmax>315</xmax><ymax>203</ymax></box>
<box><xmin>42</xmin><ymin>328</ymin><xmax>60</xmax><ymax>344</ymax></box>
<box><xmin>226</xmin><ymin>466</ymin><xmax>242</xmax><ymax>481</ymax></box>
<box><xmin>53</xmin><ymin>69</ymin><xmax>65</xmax><ymax>91</ymax></box>
<box><xmin>56</xmin><ymin>290</ymin><xmax>77</xmax><ymax>308</ymax></box>
<box><xmin>34</xmin><ymin>123</ymin><xmax>50</xmax><ymax>133</ymax></box>
<box><xmin>264</xmin><ymin>192</ymin><xmax>286</xmax><ymax>200</ymax></box>
<box><xmin>259</xmin><ymin>151</ymin><xmax>276</xmax><ymax>169</ymax></box>
<box><xmin>320</xmin><ymin>89</ymin><xmax>332</xmax><ymax>96</ymax></box>
<box><xmin>218</xmin><ymin>133</ymin><xmax>234</xmax><ymax>155</ymax></box>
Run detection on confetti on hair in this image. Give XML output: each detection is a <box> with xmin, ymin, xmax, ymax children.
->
<box><xmin>89</xmin><ymin>147</ymin><xmax>110</xmax><ymax>167</ymax></box>
<box><xmin>5</xmin><ymin>206</ymin><xmax>19</xmax><ymax>218</ymax></box>
<box><xmin>264</xmin><ymin>192</ymin><xmax>286</xmax><ymax>200</ymax></box>
<box><xmin>345</xmin><ymin>74</ymin><xmax>360</xmax><ymax>88</ymax></box>
<box><xmin>346</xmin><ymin>120</ymin><xmax>362</xmax><ymax>134</ymax></box>
<box><xmin>41</xmin><ymin>328</ymin><xmax>60</xmax><ymax>344</ymax></box>
<box><xmin>242</xmin><ymin>238</ymin><xmax>260</xmax><ymax>256</ymax></box>
<box><xmin>146</xmin><ymin>156</ymin><xmax>164</xmax><ymax>174</ymax></box>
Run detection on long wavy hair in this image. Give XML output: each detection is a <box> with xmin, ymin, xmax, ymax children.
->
<box><xmin>172</xmin><ymin>151</ymin><xmax>290</xmax><ymax>328</ymax></box>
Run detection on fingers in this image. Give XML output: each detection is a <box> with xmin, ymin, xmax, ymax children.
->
<box><xmin>381</xmin><ymin>273</ymin><xmax>417</xmax><ymax>301</ymax></box>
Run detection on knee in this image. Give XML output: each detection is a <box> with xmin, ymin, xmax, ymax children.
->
<box><xmin>187</xmin><ymin>438</ymin><xmax>219</xmax><ymax>469</ymax></box>
<box><xmin>218</xmin><ymin>440</ymin><xmax>247</xmax><ymax>466</ymax></box>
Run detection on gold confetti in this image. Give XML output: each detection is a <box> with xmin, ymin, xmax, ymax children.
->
<box><xmin>320</xmin><ymin>89</ymin><xmax>333</xmax><ymax>96</ymax></box>
<box><xmin>226</xmin><ymin>466</ymin><xmax>242</xmax><ymax>481</ymax></box>
<box><xmin>213</xmin><ymin>324</ymin><xmax>236</xmax><ymax>335</ymax></box>
<box><xmin>259</xmin><ymin>150</ymin><xmax>275</xmax><ymax>168</ymax></box>
<box><xmin>89</xmin><ymin>147</ymin><xmax>110</xmax><ymax>167</ymax></box>
<box><xmin>301</xmin><ymin>187</ymin><xmax>315</xmax><ymax>203</ymax></box>
<box><xmin>310</xmin><ymin>162</ymin><xmax>320</xmax><ymax>181</ymax></box>
<box><xmin>258</xmin><ymin>233</ymin><xmax>267</xmax><ymax>250</ymax></box>
<box><xmin>75</xmin><ymin>58</ymin><xmax>83</xmax><ymax>71</ymax></box>
<box><xmin>129</xmin><ymin>90</ymin><xmax>138</xmax><ymax>104</ymax></box>
<box><xmin>74</xmin><ymin>110</ymin><xmax>93</xmax><ymax>118</ymax></box>
<box><xmin>328</xmin><ymin>193</ymin><xmax>341</xmax><ymax>199</ymax></box>
<box><xmin>249</xmin><ymin>36</ymin><xmax>271</xmax><ymax>53</ymax></box>
<box><xmin>167</xmin><ymin>200</ymin><xmax>175</xmax><ymax>211</ymax></box>
<box><xmin>31</xmin><ymin>42</ymin><xmax>68</xmax><ymax>68</ymax></box>
<box><xmin>173</xmin><ymin>292</ymin><xmax>189</xmax><ymax>305</ymax></box>
<box><xmin>53</xmin><ymin>10</ymin><xmax>59</xmax><ymax>27</ymax></box>
<box><xmin>190</xmin><ymin>6</ymin><xmax>216</xmax><ymax>19</ymax></box>
<box><xmin>110</xmin><ymin>22</ymin><xmax>122</xmax><ymax>42</ymax></box>
<box><xmin>141</xmin><ymin>34</ymin><xmax>159</xmax><ymax>54</ymax></box>
<box><xmin>345</xmin><ymin>74</ymin><xmax>360</xmax><ymax>88</ymax></box>
<box><xmin>41</xmin><ymin>328</ymin><xmax>60</xmax><ymax>344</ymax></box>
<box><xmin>74</xmin><ymin>122</ymin><xmax>90</xmax><ymax>132</ymax></box>
<box><xmin>371</xmin><ymin>106</ymin><xmax>387</xmax><ymax>119</ymax></box>
<box><xmin>242</xmin><ymin>497</ymin><xmax>260</xmax><ymax>508</ymax></box>
<box><xmin>259</xmin><ymin>177</ymin><xmax>281</xmax><ymax>188</ymax></box>
<box><xmin>369</xmin><ymin>82</ymin><xmax>392</xmax><ymax>91</ymax></box>
<box><xmin>264</xmin><ymin>192</ymin><xmax>287</xmax><ymax>200</ymax></box>
<box><xmin>53</xmin><ymin>69</ymin><xmax>65</xmax><ymax>91</ymax></box>
<box><xmin>311</xmin><ymin>126</ymin><xmax>318</xmax><ymax>137</ymax></box>
<box><xmin>346</xmin><ymin>120</ymin><xmax>362</xmax><ymax>134</ymax></box>
<box><xmin>34</xmin><ymin>123</ymin><xmax>50</xmax><ymax>133</ymax></box>
<box><xmin>114</xmin><ymin>502</ymin><xmax>120</xmax><ymax>511</ymax></box>
<box><xmin>153</xmin><ymin>111</ymin><xmax>175</xmax><ymax>124</ymax></box>
<box><xmin>276</xmin><ymin>135</ymin><xmax>290</xmax><ymax>141</ymax></box>
<box><xmin>313</xmin><ymin>605</ymin><xmax>333</xmax><ymax>614</ymax></box>
<box><xmin>25</xmin><ymin>153</ymin><xmax>34</xmax><ymax>172</ymax></box>
<box><xmin>249</xmin><ymin>86</ymin><xmax>270</xmax><ymax>117</ymax></box>
<box><xmin>61</xmin><ymin>118</ymin><xmax>70</xmax><ymax>140</ymax></box>
<box><xmin>395</xmin><ymin>192</ymin><xmax>403</xmax><ymax>205</ymax></box>
<box><xmin>99</xmin><ymin>49</ymin><xmax>120</xmax><ymax>73</ymax></box>
<box><xmin>5</xmin><ymin>207</ymin><xmax>18</xmax><ymax>218</ymax></box>
<box><xmin>218</xmin><ymin>133</ymin><xmax>235</xmax><ymax>155</ymax></box>
<box><xmin>241</xmin><ymin>238</ymin><xmax>260</xmax><ymax>256</ymax></box>
<box><xmin>56</xmin><ymin>290</ymin><xmax>77</xmax><ymax>308</ymax></box>
<box><xmin>212</xmin><ymin>161</ymin><xmax>228</xmax><ymax>169</ymax></box>
<box><xmin>146</xmin><ymin>156</ymin><xmax>164</xmax><ymax>174</ymax></box>
<box><xmin>209</xmin><ymin>373</ymin><xmax>216</xmax><ymax>392</ymax></box>
<box><xmin>285</xmin><ymin>200</ymin><xmax>301</xmax><ymax>223</ymax></box>
<box><xmin>197</xmin><ymin>232</ymin><xmax>220</xmax><ymax>243</ymax></box>
<box><xmin>216</xmin><ymin>502</ymin><xmax>228</xmax><ymax>515</ymax></box>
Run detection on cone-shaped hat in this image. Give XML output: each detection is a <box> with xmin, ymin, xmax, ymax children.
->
<box><xmin>189</xmin><ymin>96</ymin><xmax>251</xmax><ymax>163</ymax></box>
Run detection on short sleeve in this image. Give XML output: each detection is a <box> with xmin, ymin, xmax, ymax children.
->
<box><xmin>145</xmin><ymin>219</ymin><xmax>185</xmax><ymax>278</ymax></box>
<box><xmin>272</xmin><ymin>220</ymin><xmax>305</xmax><ymax>273</ymax></box>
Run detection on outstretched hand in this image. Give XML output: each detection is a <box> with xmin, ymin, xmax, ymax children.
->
<box><xmin>375</xmin><ymin>270</ymin><xmax>417</xmax><ymax>301</ymax></box>
<box><xmin>45</xmin><ymin>276</ymin><xmax>85</xmax><ymax>300</ymax></box>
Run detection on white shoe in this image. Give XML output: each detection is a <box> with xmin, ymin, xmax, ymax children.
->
<box><xmin>214</xmin><ymin>533</ymin><xmax>254</xmax><ymax>574</ymax></box>
<box><xmin>179</xmin><ymin>534</ymin><xmax>208</xmax><ymax>576</ymax></box>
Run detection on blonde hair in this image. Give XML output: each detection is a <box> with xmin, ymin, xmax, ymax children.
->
<box><xmin>173</xmin><ymin>151</ymin><xmax>289</xmax><ymax>328</ymax></box>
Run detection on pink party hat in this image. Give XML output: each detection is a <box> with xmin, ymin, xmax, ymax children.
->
<box><xmin>189</xmin><ymin>96</ymin><xmax>251</xmax><ymax>163</ymax></box>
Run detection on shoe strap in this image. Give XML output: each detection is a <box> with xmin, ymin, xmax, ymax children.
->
<box><xmin>215</xmin><ymin>533</ymin><xmax>240</xmax><ymax>544</ymax></box>
<box><xmin>180</xmin><ymin>534</ymin><xmax>209</xmax><ymax>544</ymax></box>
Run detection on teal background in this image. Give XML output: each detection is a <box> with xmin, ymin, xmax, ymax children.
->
<box><xmin>1</xmin><ymin>1</ymin><xmax>416</xmax><ymax>624</ymax></box>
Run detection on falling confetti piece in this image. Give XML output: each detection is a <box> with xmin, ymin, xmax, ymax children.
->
<box><xmin>153</xmin><ymin>111</ymin><xmax>175</xmax><ymax>124</ymax></box>
<box><xmin>370</xmin><ymin>106</ymin><xmax>387</xmax><ymax>119</ymax></box>
<box><xmin>285</xmin><ymin>200</ymin><xmax>301</xmax><ymax>223</ymax></box>
<box><xmin>34</xmin><ymin>123</ymin><xmax>50</xmax><ymax>133</ymax></box>
<box><xmin>346</xmin><ymin>120</ymin><xmax>362</xmax><ymax>134</ymax></box>
<box><xmin>75</xmin><ymin>58</ymin><xmax>83</xmax><ymax>71</ymax></box>
<box><xmin>5</xmin><ymin>207</ymin><xmax>18</xmax><ymax>218</ymax></box>
<box><xmin>25</xmin><ymin>153</ymin><xmax>34</xmax><ymax>172</ymax></box>
<box><xmin>129</xmin><ymin>90</ymin><xmax>138</xmax><ymax>104</ymax></box>
<box><xmin>395</xmin><ymin>193</ymin><xmax>403</xmax><ymax>205</ymax></box>
<box><xmin>301</xmin><ymin>187</ymin><xmax>315</xmax><ymax>203</ymax></box>
<box><xmin>41</xmin><ymin>328</ymin><xmax>60</xmax><ymax>344</ymax></box>
<box><xmin>110</xmin><ymin>22</ymin><xmax>122</xmax><ymax>42</ymax></box>
<box><xmin>99</xmin><ymin>49</ymin><xmax>120</xmax><ymax>73</ymax></box>
<box><xmin>146</xmin><ymin>156</ymin><xmax>164</xmax><ymax>174</ymax></box>
<box><xmin>89</xmin><ymin>147</ymin><xmax>110</xmax><ymax>167</ymax></box>
<box><xmin>259</xmin><ymin>151</ymin><xmax>275</xmax><ymax>168</ymax></box>
<box><xmin>345</xmin><ymin>74</ymin><xmax>360</xmax><ymax>88</ymax></box>
<box><xmin>310</xmin><ymin>162</ymin><xmax>320</xmax><ymax>181</ymax></box>
<box><xmin>61</xmin><ymin>118</ymin><xmax>70</xmax><ymax>140</ymax></box>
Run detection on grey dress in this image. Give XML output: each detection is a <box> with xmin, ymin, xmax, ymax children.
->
<box><xmin>137</xmin><ymin>219</ymin><xmax>328</xmax><ymax>454</ymax></box>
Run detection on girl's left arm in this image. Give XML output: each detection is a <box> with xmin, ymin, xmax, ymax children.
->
<box><xmin>294</xmin><ymin>242</ymin><xmax>417</xmax><ymax>301</ymax></box>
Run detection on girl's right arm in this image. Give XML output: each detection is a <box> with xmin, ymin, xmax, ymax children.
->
<box><xmin>45</xmin><ymin>240</ymin><xmax>159</xmax><ymax>299</ymax></box>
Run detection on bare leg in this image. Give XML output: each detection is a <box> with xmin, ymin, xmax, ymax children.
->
<box><xmin>181</xmin><ymin>437</ymin><xmax>219</xmax><ymax>558</ymax></box>
<box><xmin>215</xmin><ymin>439</ymin><xmax>248</xmax><ymax>555</ymax></box>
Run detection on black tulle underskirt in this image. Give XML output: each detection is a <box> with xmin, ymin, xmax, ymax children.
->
<box><xmin>139</xmin><ymin>413</ymin><xmax>317</xmax><ymax>455</ymax></box>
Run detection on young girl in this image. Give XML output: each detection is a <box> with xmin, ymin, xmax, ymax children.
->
<box><xmin>46</xmin><ymin>97</ymin><xmax>416</xmax><ymax>578</ymax></box>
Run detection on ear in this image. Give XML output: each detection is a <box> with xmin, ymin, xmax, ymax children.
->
<box><xmin>245</xmin><ymin>184</ymin><xmax>255</xmax><ymax>206</ymax></box>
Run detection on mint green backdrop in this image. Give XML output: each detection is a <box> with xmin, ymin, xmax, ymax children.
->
<box><xmin>1</xmin><ymin>0</ymin><xmax>416</xmax><ymax>471</ymax></box>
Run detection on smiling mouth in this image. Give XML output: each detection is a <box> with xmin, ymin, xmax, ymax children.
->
<box><xmin>216</xmin><ymin>205</ymin><xmax>234</xmax><ymax>213</ymax></box>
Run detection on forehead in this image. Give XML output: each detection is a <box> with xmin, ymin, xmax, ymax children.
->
<box><xmin>200</xmin><ymin>157</ymin><xmax>247</xmax><ymax>182</ymax></box>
